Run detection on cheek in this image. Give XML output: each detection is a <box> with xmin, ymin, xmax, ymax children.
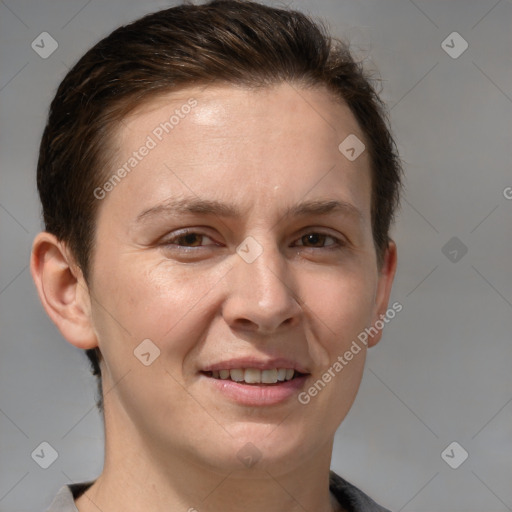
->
<box><xmin>297</xmin><ymin>274</ymin><xmax>375</xmax><ymax>428</ymax></box>
<box><xmin>304</xmin><ymin>265</ymin><xmax>377</xmax><ymax>352</ymax></box>
<box><xmin>91</xmin><ymin>258</ymin><xmax>228</xmax><ymax>370</ymax></box>
<box><xmin>89</xmin><ymin>260</ymin><xmax>237</xmax><ymax>451</ymax></box>
<box><xmin>330</xmin><ymin>285</ymin><xmax>375</xmax><ymax>345</ymax></box>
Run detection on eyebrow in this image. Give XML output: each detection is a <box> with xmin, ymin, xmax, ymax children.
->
<box><xmin>135</xmin><ymin>197</ymin><xmax>364</xmax><ymax>224</ymax></box>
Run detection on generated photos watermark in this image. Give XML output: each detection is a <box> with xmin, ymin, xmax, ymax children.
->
<box><xmin>93</xmin><ymin>98</ymin><xmax>198</xmax><ymax>200</ymax></box>
<box><xmin>298</xmin><ymin>301</ymin><xmax>403</xmax><ymax>405</ymax></box>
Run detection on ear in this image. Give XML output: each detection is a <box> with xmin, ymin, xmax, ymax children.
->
<box><xmin>30</xmin><ymin>232</ymin><xmax>98</xmax><ymax>350</ymax></box>
<box><xmin>367</xmin><ymin>239</ymin><xmax>398</xmax><ymax>348</ymax></box>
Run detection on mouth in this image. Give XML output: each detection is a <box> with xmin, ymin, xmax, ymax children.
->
<box><xmin>201</xmin><ymin>368</ymin><xmax>308</xmax><ymax>385</ymax></box>
<box><xmin>200</xmin><ymin>367</ymin><xmax>310</xmax><ymax>406</ymax></box>
<box><xmin>199</xmin><ymin>356</ymin><xmax>312</xmax><ymax>406</ymax></box>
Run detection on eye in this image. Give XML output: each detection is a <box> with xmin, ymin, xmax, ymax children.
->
<box><xmin>294</xmin><ymin>232</ymin><xmax>345</xmax><ymax>249</ymax></box>
<box><xmin>161</xmin><ymin>230</ymin><xmax>218</xmax><ymax>249</ymax></box>
<box><xmin>159</xmin><ymin>229</ymin><xmax>346</xmax><ymax>254</ymax></box>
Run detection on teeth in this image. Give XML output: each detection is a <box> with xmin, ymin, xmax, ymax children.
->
<box><xmin>230</xmin><ymin>369</ymin><xmax>245</xmax><ymax>382</ymax></box>
<box><xmin>244</xmin><ymin>368</ymin><xmax>261</xmax><ymax>383</ymax></box>
<box><xmin>261</xmin><ymin>369</ymin><xmax>278</xmax><ymax>384</ymax></box>
<box><xmin>209</xmin><ymin>368</ymin><xmax>297</xmax><ymax>384</ymax></box>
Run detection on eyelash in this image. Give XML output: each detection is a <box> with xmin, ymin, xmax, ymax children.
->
<box><xmin>160</xmin><ymin>229</ymin><xmax>346</xmax><ymax>253</ymax></box>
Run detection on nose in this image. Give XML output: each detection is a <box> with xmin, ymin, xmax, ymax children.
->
<box><xmin>222</xmin><ymin>237</ymin><xmax>303</xmax><ymax>334</ymax></box>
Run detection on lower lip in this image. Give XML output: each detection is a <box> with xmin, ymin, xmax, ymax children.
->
<box><xmin>201</xmin><ymin>373</ymin><xmax>309</xmax><ymax>406</ymax></box>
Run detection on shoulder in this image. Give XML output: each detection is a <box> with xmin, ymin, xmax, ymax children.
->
<box><xmin>329</xmin><ymin>470</ymin><xmax>392</xmax><ymax>512</ymax></box>
<box><xmin>46</xmin><ymin>475</ymin><xmax>388</xmax><ymax>511</ymax></box>
<box><xmin>45</xmin><ymin>481</ymin><xmax>94</xmax><ymax>512</ymax></box>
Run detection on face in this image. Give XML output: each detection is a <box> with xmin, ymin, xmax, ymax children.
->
<box><xmin>84</xmin><ymin>83</ymin><xmax>395</xmax><ymax>475</ymax></box>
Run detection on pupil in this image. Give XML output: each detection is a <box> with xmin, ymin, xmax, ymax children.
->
<box><xmin>304</xmin><ymin>234</ymin><xmax>323</xmax><ymax>246</ymax></box>
<box><xmin>184</xmin><ymin>233</ymin><xmax>200</xmax><ymax>246</ymax></box>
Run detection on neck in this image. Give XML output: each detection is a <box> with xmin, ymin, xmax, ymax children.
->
<box><xmin>75</xmin><ymin>402</ymin><xmax>340</xmax><ymax>512</ymax></box>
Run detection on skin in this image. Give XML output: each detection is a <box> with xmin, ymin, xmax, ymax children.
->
<box><xmin>31</xmin><ymin>82</ymin><xmax>397</xmax><ymax>512</ymax></box>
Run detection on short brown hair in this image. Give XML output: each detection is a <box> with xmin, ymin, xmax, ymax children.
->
<box><xmin>37</xmin><ymin>0</ymin><xmax>403</xmax><ymax>412</ymax></box>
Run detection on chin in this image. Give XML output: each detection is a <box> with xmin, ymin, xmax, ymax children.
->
<box><xmin>214</xmin><ymin>421</ymin><xmax>316</xmax><ymax>473</ymax></box>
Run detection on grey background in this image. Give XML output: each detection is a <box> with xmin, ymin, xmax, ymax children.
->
<box><xmin>1</xmin><ymin>0</ymin><xmax>511</xmax><ymax>510</ymax></box>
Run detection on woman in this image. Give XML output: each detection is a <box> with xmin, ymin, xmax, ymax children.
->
<box><xmin>31</xmin><ymin>1</ymin><xmax>402</xmax><ymax>510</ymax></box>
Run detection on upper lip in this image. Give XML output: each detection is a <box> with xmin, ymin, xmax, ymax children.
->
<box><xmin>201</xmin><ymin>357</ymin><xmax>310</xmax><ymax>374</ymax></box>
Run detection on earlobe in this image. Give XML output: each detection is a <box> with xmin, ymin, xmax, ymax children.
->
<box><xmin>30</xmin><ymin>232</ymin><xmax>98</xmax><ymax>350</ymax></box>
<box><xmin>367</xmin><ymin>240</ymin><xmax>398</xmax><ymax>348</ymax></box>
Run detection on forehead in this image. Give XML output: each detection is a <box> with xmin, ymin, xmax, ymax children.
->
<box><xmin>100</xmin><ymin>82</ymin><xmax>372</xmax><ymax>228</ymax></box>
<box><xmin>120</xmin><ymin>82</ymin><xmax>363</xmax><ymax>142</ymax></box>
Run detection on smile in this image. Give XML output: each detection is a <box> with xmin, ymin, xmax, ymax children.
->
<box><xmin>200</xmin><ymin>368</ymin><xmax>310</xmax><ymax>406</ymax></box>
<box><xmin>202</xmin><ymin>368</ymin><xmax>305</xmax><ymax>384</ymax></box>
